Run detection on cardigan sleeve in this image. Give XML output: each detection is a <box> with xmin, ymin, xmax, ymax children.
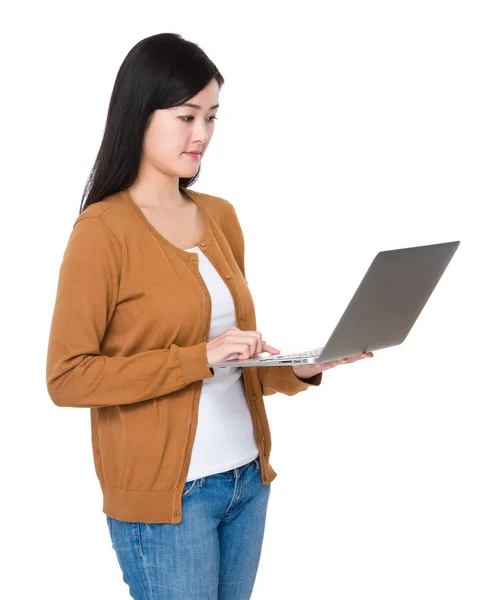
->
<box><xmin>226</xmin><ymin>201</ymin><xmax>322</xmax><ymax>396</ymax></box>
<box><xmin>46</xmin><ymin>215</ymin><xmax>214</xmax><ymax>409</ymax></box>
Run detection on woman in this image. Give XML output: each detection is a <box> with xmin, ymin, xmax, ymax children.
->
<box><xmin>46</xmin><ymin>33</ymin><xmax>373</xmax><ymax>600</ymax></box>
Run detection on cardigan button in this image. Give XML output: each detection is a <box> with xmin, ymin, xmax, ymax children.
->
<box><xmin>200</xmin><ymin>241</ymin><xmax>206</xmax><ymax>247</ymax></box>
<box><xmin>225</xmin><ymin>273</ymin><xmax>232</xmax><ymax>279</ymax></box>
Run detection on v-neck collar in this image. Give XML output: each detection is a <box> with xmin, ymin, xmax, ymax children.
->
<box><xmin>121</xmin><ymin>186</ymin><xmax>213</xmax><ymax>258</ymax></box>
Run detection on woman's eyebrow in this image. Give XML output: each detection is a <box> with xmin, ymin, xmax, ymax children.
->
<box><xmin>178</xmin><ymin>103</ymin><xmax>220</xmax><ymax>110</ymax></box>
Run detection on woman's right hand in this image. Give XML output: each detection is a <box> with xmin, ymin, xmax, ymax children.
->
<box><xmin>206</xmin><ymin>327</ymin><xmax>281</xmax><ymax>363</ymax></box>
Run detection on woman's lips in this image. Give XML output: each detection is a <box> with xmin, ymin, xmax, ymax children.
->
<box><xmin>184</xmin><ymin>152</ymin><xmax>201</xmax><ymax>159</ymax></box>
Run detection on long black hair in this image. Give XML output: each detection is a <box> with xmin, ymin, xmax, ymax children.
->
<box><xmin>79</xmin><ymin>33</ymin><xmax>224</xmax><ymax>214</ymax></box>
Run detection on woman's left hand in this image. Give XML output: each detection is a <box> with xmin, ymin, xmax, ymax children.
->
<box><xmin>292</xmin><ymin>351</ymin><xmax>374</xmax><ymax>380</ymax></box>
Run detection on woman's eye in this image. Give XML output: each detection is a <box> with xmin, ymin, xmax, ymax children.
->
<box><xmin>179</xmin><ymin>116</ymin><xmax>218</xmax><ymax>123</ymax></box>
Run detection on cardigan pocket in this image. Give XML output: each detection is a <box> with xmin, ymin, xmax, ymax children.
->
<box><xmin>97</xmin><ymin>400</ymin><xmax>162</xmax><ymax>490</ymax></box>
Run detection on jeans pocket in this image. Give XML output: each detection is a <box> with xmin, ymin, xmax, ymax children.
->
<box><xmin>182</xmin><ymin>479</ymin><xmax>197</xmax><ymax>498</ymax></box>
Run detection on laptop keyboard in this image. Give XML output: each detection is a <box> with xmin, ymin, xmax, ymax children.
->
<box><xmin>258</xmin><ymin>347</ymin><xmax>324</xmax><ymax>361</ymax></box>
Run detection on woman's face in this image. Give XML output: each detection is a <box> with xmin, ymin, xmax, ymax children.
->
<box><xmin>141</xmin><ymin>79</ymin><xmax>220</xmax><ymax>179</ymax></box>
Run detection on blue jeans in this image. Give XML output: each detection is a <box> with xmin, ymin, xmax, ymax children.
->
<box><xmin>106</xmin><ymin>457</ymin><xmax>271</xmax><ymax>599</ymax></box>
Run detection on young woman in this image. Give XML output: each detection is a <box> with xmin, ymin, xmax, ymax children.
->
<box><xmin>46</xmin><ymin>32</ymin><xmax>373</xmax><ymax>600</ymax></box>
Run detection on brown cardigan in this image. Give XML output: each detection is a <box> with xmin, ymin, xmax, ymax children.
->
<box><xmin>46</xmin><ymin>186</ymin><xmax>322</xmax><ymax>523</ymax></box>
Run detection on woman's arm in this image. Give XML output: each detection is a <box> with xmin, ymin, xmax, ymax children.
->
<box><xmin>46</xmin><ymin>216</ymin><xmax>214</xmax><ymax>409</ymax></box>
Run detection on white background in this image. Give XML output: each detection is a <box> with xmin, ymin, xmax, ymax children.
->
<box><xmin>2</xmin><ymin>0</ymin><xmax>494</xmax><ymax>598</ymax></box>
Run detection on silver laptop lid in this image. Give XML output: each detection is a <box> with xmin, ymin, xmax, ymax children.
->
<box><xmin>318</xmin><ymin>240</ymin><xmax>460</xmax><ymax>362</ymax></box>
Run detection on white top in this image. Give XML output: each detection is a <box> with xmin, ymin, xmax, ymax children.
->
<box><xmin>184</xmin><ymin>246</ymin><xmax>259</xmax><ymax>481</ymax></box>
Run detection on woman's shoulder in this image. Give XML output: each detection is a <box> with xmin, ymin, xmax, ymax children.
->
<box><xmin>74</xmin><ymin>191</ymin><xmax>135</xmax><ymax>236</ymax></box>
<box><xmin>185</xmin><ymin>187</ymin><xmax>235</xmax><ymax>211</ymax></box>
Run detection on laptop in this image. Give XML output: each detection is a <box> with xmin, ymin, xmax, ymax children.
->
<box><xmin>207</xmin><ymin>240</ymin><xmax>460</xmax><ymax>368</ymax></box>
